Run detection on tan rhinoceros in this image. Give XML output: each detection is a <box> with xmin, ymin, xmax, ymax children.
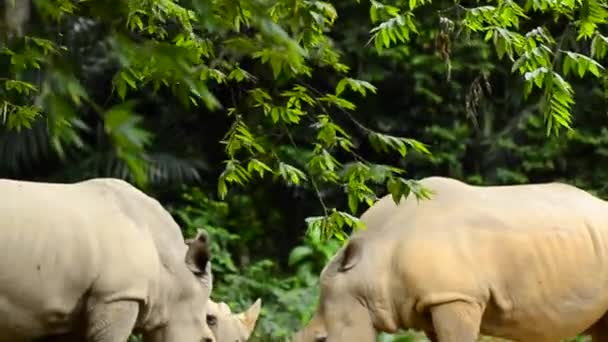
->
<box><xmin>0</xmin><ymin>178</ymin><xmax>216</xmax><ymax>342</ymax></box>
<box><xmin>294</xmin><ymin>176</ymin><xmax>608</xmax><ymax>342</ymax></box>
<box><xmin>206</xmin><ymin>298</ymin><xmax>262</xmax><ymax>341</ymax></box>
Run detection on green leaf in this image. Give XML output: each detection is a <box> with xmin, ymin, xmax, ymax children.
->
<box><xmin>217</xmin><ymin>160</ymin><xmax>252</xmax><ymax>198</ymax></box>
<box><xmin>113</xmin><ymin>75</ymin><xmax>127</xmax><ymax>100</ymax></box>
<box><xmin>104</xmin><ymin>102</ymin><xmax>152</xmax><ymax>153</ymax></box>
<box><xmin>287</xmin><ymin>246</ymin><xmax>314</xmax><ymax>266</ymax></box>
<box><xmin>247</xmin><ymin>159</ymin><xmax>273</xmax><ymax>178</ymax></box>
<box><xmin>335</xmin><ymin>77</ymin><xmax>377</xmax><ymax>97</ymax></box>
<box><xmin>5</xmin><ymin>104</ymin><xmax>42</xmax><ymax>130</ymax></box>
<box><xmin>278</xmin><ymin>162</ymin><xmax>308</xmax><ymax>185</ymax></box>
<box><xmin>370</xmin><ymin>13</ymin><xmax>419</xmax><ymax>52</ymax></box>
<box><xmin>591</xmin><ymin>33</ymin><xmax>608</xmax><ymax>59</ymax></box>
<box><xmin>217</xmin><ymin>177</ymin><xmax>228</xmax><ymax>199</ymax></box>
<box><xmin>386</xmin><ymin>177</ymin><xmax>410</xmax><ymax>204</ymax></box>
<box><xmin>563</xmin><ymin>51</ymin><xmax>605</xmax><ymax>79</ymax></box>
<box><xmin>319</xmin><ymin>94</ymin><xmax>357</xmax><ymax>110</ymax></box>
<box><xmin>368</xmin><ymin>132</ymin><xmax>430</xmax><ymax>157</ymax></box>
<box><xmin>348</xmin><ymin>193</ymin><xmax>359</xmax><ymax>214</ymax></box>
<box><xmin>3</xmin><ymin>80</ymin><xmax>38</xmax><ymax>95</ymax></box>
<box><xmin>563</xmin><ymin>55</ymin><xmax>573</xmax><ymax>76</ymax></box>
<box><xmin>335</xmin><ymin>78</ymin><xmax>348</xmax><ymax>96</ymax></box>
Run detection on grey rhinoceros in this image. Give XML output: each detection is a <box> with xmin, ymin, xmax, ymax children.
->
<box><xmin>294</xmin><ymin>176</ymin><xmax>608</xmax><ymax>342</ymax></box>
<box><xmin>0</xmin><ymin>178</ymin><xmax>216</xmax><ymax>342</ymax></box>
<box><xmin>40</xmin><ymin>298</ymin><xmax>262</xmax><ymax>342</ymax></box>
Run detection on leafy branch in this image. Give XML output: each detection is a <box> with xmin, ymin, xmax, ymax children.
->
<box><xmin>369</xmin><ymin>0</ymin><xmax>608</xmax><ymax>136</ymax></box>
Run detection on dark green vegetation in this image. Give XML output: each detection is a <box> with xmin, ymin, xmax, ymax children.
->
<box><xmin>2</xmin><ymin>0</ymin><xmax>608</xmax><ymax>340</ymax></box>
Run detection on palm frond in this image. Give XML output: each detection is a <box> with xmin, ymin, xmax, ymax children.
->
<box><xmin>146</xmin><ymin>153</ymin><xmax>208</xmax><ymax>185</ymax></box>
<box><xmin>0</xmin><ymin>121</ymin><xmax>55</xmax><ymax>177</ymax></box>
<box><xmin>51</xmin><ymin>150</ymin><xmax>208</xmax><ymax>187</ymax></box>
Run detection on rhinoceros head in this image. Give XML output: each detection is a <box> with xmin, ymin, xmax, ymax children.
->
<box><xmin>144</xmin><ymin>229</ymin><xmax>215</xmax><ymax>342</ymax></box>
<box><xmin>294</xmin><ymin>239</ymin><xmax>376</xmax><ymax>342</ymax></box>
<box><xmin>206</xmin><ymin>298</ymin><xmax>262</xmax><ymax>341</ymax></box>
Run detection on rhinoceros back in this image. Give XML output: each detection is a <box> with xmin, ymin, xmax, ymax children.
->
<box><xmin>0</xmin><ymin>178</ymin><xmax>161</xmax><ymax>340</ymax></box>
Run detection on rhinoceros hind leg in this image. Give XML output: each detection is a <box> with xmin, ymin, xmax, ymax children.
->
<box><xmin>429</xmin><ymin>301</ymin><xmax>482</xmax><ymax>342</ymax></box>
<box><xmin>85</xmin><ymin>300</ymin><xmax>138</xmax><ymax>342</ymax></box>
<box><xmin>586</xmin><ymin>314</ymin><xmax>608</xmax><ymax>341</ymax></box>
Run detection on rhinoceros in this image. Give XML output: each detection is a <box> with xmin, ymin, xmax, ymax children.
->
<box><xmin>39</xmin><ymin>299</ymin><xmax>262</xmax><ymax>342</ymax></box>
<box><xmin>0</xmin><ymin>178</ymin><xmax>216</xmax><ymax>342</ymax></box>
<box><xmin>294</xmin><ymin>176</ymin><xmax>608</xmax><ymax>342</ymax></box>
<box><xmin>206</xmin><ymin>298</ymin><xmax>261</xmax><ymax>341</ymax></box>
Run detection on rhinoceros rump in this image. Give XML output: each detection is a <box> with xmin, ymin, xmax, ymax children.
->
<box><xmin>294</xmin><ymin>176</ymin><xmax>608</xmax><ymax>342</ymax></box>
<box><xmin>0</xmin><ymin>178</ymin><xmax>215</xmax><ymax>342</ymax></box>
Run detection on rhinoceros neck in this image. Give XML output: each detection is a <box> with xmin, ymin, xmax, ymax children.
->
<box><xmin>109</xmin><ymin>180</ymin><xmax>187</xmax><ymax>261</ymax></box>
<box><xmin>364</xmin><ymin>287</ymin><xmax>401</xmax><ymax>333</ymax></box>
<box><xmin>354</xmin><ymin>239</ymin><xmax>402</xmax><ymax>334</ymax></box>
<box><xmin>136</xmin><ymin>271</ymin><xmax>176</xmax><ymax>330</ymax></box>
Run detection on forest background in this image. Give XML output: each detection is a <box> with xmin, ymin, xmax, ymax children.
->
<box><xmin>2</xmin><ymin>0</ymin><xmax>608</xmax><ymax>341</ymax></box>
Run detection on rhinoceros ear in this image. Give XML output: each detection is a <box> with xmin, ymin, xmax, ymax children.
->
<box><xmin>185</xmin><ymin>229</ymin><xmax>211</xmax><ymax>277</ymax></box>
<box><xmin>237</xmin><ymin>298</ymin><xmax>262</xmax><ymax>336</ymax></box>
<box><xmin>338</xmin><ymin>240</ymin><xmax>362</xmax><ymax>272</ymax></box>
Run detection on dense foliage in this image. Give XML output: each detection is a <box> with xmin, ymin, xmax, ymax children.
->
<box><xmin>2</xmin><ymin>0</ymin><xmax>608</xmax><ymax>341</ymax></box>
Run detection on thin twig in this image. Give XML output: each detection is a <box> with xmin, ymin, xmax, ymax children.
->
<box><xmin>300</xmin><ymin>81</ymin><xmax>373</xmax><ymax>134</ymax></box>
<box><xmin>298</xmin><ymin>81</ymin><xmax>391</xmax><ymax>166</ymax></box>
<box><xmin>281</xmin><ymin>124</ymin><xmax>329</xmax><ymax>217</ymax></box>
<box><xmin>551</xmin><ymin>24</ymin><xmax>573</xmax><ymax>71</ymax></box>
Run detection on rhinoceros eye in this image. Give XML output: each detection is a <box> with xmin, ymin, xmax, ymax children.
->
<box><xmin>206</xmin><ymin>314</ymin><xmax>217</xmax><ymax>326</ymax></box>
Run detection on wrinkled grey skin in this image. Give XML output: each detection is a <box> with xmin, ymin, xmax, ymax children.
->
<box><xmin>295</xmin><ymin>176</ymin><xmax>608</xmax><ymax>342</ymax></box>
<box><xmin>0</xmin><ymin>178</ymin><xmax>215</xmax><ymax>342</ymax></box>
<box><xmin>206</xmin><ymin>299</ymin><xmax>261</xmax><ymax>341</ymax></box>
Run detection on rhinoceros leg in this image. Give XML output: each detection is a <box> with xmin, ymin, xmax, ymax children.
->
<box><xmin>85</xmin><ymin>300</ymin><xmax>138</xmax><ymax>342</ymax></box>
<box><xmin>586</xmin><ymin>314</ymin><xmax>608</xmax><ymax>341</ymax></box>
<box><xmin>590</xmin><ymin>331</ymin><xmax>608</xmax><ymax>341</ymax></box>
<box><xmin>429</xmin><ymin>301</ymin><xmax>482</xmax><ymax>342</ymax></box>
<box><xmin>423</xmin><ymin>329</ymin><xmax>438</xmax><ymax>342</ymax></box>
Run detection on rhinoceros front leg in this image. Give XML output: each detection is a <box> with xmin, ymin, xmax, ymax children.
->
<box><xmin>85</xmin><ymin>300</ymin><xmax>139</xmax><ymax>342</ymax></box>
<box><xmin>423</xmin><ymin>329</ymin><xmax>438</xmax><ymax>342</ymax></box>
<box><xmin>590</xmin><ymin>331</ymin><xmax>608</xmax><ymax>341</ymax></box>
<box><xmin>429</xmin><ymin>301</ymin><xmax>482</xmax><ymax>342</ymax></box>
